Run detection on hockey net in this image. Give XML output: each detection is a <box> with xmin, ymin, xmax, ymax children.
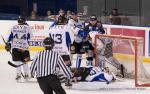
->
<box><xmin>94</xmin><ymin>34</ymin><xmax>150</xmax><ymax>87</ymax></box>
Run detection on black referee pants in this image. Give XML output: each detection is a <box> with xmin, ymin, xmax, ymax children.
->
<box><xmin>37</xmin><ymin>75</ymin><xmax>66</xmax><ymax>94</ymax></box>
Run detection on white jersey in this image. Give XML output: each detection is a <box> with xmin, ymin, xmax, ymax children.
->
<box><xmin>68</xmin><ymin>19</ymin><xmax>84</xmax><ymax>43</ymax></box>
<box><xmin>88</xmin><ymin>31</ymin><xmax>99</xmax><ymax>45</ymax></box>
<box><xmin>7</xmin><ymin>24</ymin><xmax>32</xmax><ymax>50</ymax></box>
<box><xmin>48</xmin><ymin>25</ymin><xmax>74</xmax><ymax>55</ymax></box>
<box><xmin>86</xmin><ymin>67</ymin><xmax>114</xmax><ymax>82</ymax></box>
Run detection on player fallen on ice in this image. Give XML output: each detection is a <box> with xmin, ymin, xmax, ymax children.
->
<box><xmin>71</xmin><ymin>66</ymin><xmax>119</xmax><ymax>84</ymax></box>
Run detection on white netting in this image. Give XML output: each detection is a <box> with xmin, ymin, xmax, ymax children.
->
<box><xmin>95</xmin><ymin>34</ymin><xmax>150</xmax><ymax>86</ymax></box>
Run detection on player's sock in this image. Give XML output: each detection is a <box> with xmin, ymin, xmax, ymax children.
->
<box><xmin>76</xmin><ymin>54</ymin><xmax>82</xmax><ymax>68</ymax></box>
<box><xmin>23</xmin><ymin>64</ymin><xmax>29</xmax><ymax>79</ymax></box>
<box><xmin>16</xmin><ymin>61</ymin><xmax>22</xmax><ymax>79</ymax></box>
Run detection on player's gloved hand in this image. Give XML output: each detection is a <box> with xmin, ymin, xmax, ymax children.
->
<box><xmin>5</xmin><ymin>42</ymin><xmax>11</xmax><ymax>52</ymax></box>
<box><xmin>78</xmin><ymin>30</ymin><xmax>88</xmax><ymax>39</ymax></box>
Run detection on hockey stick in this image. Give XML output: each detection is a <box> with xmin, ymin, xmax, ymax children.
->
<box><xmin>7</xmin><ymin>57</ymin><xmax>33</xmax><ymax>67</ymax></box>
<box><xmin>8</xmin><ymin>60</ymin><xmax>32</xmax><ymax>68</ymax></box>
<box><xmin>8</xmin><ymin>61</ymin><xmax>25</xmax><ymax>67</ymax></box>
<box><xmin>2</xmin><ymin>35</ymin><xmax>33</xmax><ymax>67</ymax></box>
<box><xmin>1</xmin><ymin>35</ymin><xmax>12</xmax><ymax>55</ymax></box>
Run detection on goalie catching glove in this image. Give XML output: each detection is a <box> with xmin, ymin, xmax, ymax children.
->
<box><xmin>5</xmin><ymin>42</ymin><xmax>11</xmax><ymax>51</ymax></box>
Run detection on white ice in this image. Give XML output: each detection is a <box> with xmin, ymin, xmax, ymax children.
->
<box><xmin>0</xmin><ymin>50</ymin><xmax>150</xmax><ymax>94</ymax></box>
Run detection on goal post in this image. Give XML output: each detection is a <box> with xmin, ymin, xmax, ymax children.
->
<box><xmin>94</xmin><ymin>34</ymin><xmax>150</xmax><ymax>87</ymax></box>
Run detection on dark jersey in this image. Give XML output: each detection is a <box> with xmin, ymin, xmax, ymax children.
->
<box><xmin>84</xmin><ymin>21</ymin><xmax>105</xmax><ymax>34</ymax></box>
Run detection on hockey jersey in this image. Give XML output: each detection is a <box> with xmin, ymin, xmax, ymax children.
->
<box><xmin>68</xmin><ymin>19</ymin><xmax>85</xmax><ymax>43</ymax></box>
<box><xmin>48</xmin><ymin>25</ymin><xmax>74</xmax><ymax>55</ymax></box>
<box><xmin>86</xmin><ymin>66</ymin><xmax>114</xmax><ymax>83</ymax></box>
<box><xmin>7</xmin><ymin>24</ymin><xmax>32</xmax><ymax>50</ymax></box>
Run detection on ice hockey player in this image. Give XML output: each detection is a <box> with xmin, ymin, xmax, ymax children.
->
<box><xmin>48</xmin><ymin>20</ymin><xmax>74</xmax><ymax>86</ymax></box>
<box><xmin>84</xmin><ymin>15</ymin><xmax>106</xmax><ymax>66</ymax></box>
<box><xmin>30</xmin><ymin>37</ymin><xmax>73</xmax><ymax>94</ymax></box>
<box><xmin>5</xmin><ymin>16</ymin><xmax>32</xmax><ymax>80</ymax></box>
<box><xmin>72</xmin><ymin>66</ymin><xmax>117</xmax><ymax>84</ymax></box>
<box><xmin>68</xmin><ymin>12</ymin><xmax>88</xmax><ymax>68</ymax></box>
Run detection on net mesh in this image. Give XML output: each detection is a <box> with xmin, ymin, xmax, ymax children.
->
<box><xmin>95</xmin><ymin>34</ymin><xmax>150</xmax><ymax>86</ymax></box>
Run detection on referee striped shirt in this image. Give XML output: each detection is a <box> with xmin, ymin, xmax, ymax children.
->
<box><xmin>30</xmin><ymin>50</ymin><xmax>73</xmax><ymax>78</ymax></box>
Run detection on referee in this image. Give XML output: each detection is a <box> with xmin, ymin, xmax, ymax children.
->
<box><xmin>30</xmin><ymin>37</ymin><xmax>73</xmax><ymax>94</ymax></box>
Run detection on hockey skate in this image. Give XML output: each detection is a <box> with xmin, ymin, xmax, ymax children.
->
<box><xmin>24</xmin><ymin>74</ymin><xmax>30</xmax><ymax>80</ymax></box>
<box><xmin>65</xmin><ymin>78</ymin><xmax>72</xmax><ymax>88</ymax></box>
<box><xmin>15</xmin><ymin>74</ymin><xmax>21</xmax><ymax>81</ymax></box>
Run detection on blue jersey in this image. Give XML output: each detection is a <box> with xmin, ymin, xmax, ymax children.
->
<box><xmin>84</xmin><ymin>22</ymin><xmax>105</xmax><ymax>34</ymax></box>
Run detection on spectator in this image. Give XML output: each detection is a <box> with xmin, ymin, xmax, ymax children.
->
<box><xmin>109</xmin><ymin>8</ymin><xmax>121</xmax><ymax>25</ymax></box>
<box><xmin>29</xmin><ymin>11</ymin><xmax>39</xmax><ymax>21</ymax></box>
<box><xmin>56</xmin><ymin>9</ymin><xmax>68</xmax><ymax>23</ymax></box>
<box><xmin>44</xmin><ymin>10</ymin><xmax>55</xmax><ymax>21</ymax></box>
<box><xmin>66</xmin><ymin>10</ymin><xmax>72</xmax><ymax>19</ymax></box>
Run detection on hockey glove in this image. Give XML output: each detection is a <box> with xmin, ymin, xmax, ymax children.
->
<box><xmin>5</xmin><ymin>42</ymin><xmax>11</xmax><ymax>52</ymax></box>
<box><xmin>78</xmin><ymin>30</ymin><xmax>88</xmax><ymax>39</ymax></box>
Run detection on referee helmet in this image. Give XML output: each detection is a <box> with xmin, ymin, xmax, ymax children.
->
<box><xmin>43</xmin><ymin>37</ymin><xmax>54</xmax><ymax>50</ymax></box>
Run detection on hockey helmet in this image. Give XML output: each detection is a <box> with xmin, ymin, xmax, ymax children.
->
<box><xmin>90</xmin><ymin>15</ymin><xmax>97</xmax><ymax>21</ymax></box>
<box><xmin>43</xmin><ymin>37</ymin><xmax>54</xmax><ymax>49</ymax></box>
<box><xmin>18</xmin><ymin>16</ymin><xmax>26</xmax><ymax>24</ymax></box>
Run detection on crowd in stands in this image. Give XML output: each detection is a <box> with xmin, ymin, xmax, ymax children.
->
<box><xmin>0</xmin><ymin>8</ymin><xmax>132</xmax><ymax>25</ymax></box>
<box><xmin>27</xmin><ymin>8</ymin><xmax>128</xmax><ymax>25</ymax></box>
<box><xmin>27</xmin><ymin>9</ymin><xmax>88</xmax><ymax>22</ymax></box>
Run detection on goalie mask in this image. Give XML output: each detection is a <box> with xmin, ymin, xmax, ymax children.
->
<box><xmin>43</xmin><ymin>37</ymin><xmax>54</xmax><ymax>50</ymax></box>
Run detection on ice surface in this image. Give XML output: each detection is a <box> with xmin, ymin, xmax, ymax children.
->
<box><xmin>0</xmin><ymin>50</ymin><xmax>150</xmax><ymax>94</ymax></box>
